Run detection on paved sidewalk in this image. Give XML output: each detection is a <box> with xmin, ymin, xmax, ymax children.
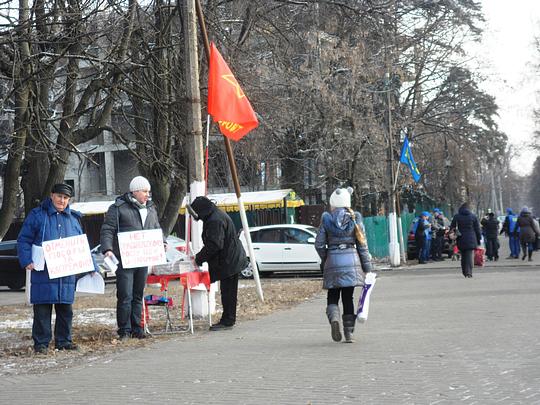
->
<box><xmin>3</xmin><ymin>263</ymin><xmax>540</xmax><ymax>404</ymax></box>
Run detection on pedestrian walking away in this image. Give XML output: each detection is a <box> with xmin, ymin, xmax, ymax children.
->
<box><xmin>481</xmin><ymin>212</ymin><xmax>500</xmax><ymax>261</ymax></box>
<box><xmin>100</xmin><ymin>176</ymin><xmax>165</xmax><ymax>340</ymax></box>
<box><xmin>450</xmin><ymin>202</ymin><xmax>481</xmax><ymax>278</ymax></box>
<box><xmin>315</xmin><ymin>187</ymin><xmax>373</xmax><ymax>343</ymax></box>
<box><xmin>17</xmin><ymin>183</ymin><xmax>98</xmax><ymax>354</ymax></box>
<box><xmin>189</xmin><ymin>196</ymin><xmax>247</xmax><ymax>331</ymax></box>
<box><xmin>516</xmin><ymin>206</ymin><xmax>540</xmax><ymax>262</ymax></box>
<box><xmin>500</xmin><ymin>208</ymin><xmax>520</xmax><ymax>259</ymax></box>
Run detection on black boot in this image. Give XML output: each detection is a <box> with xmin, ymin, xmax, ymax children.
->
<box><xmin>326</xmin><ymin>305</ymin><xmax>342</xmax><ymax>342</ymax></box>
<box><xmin>342</xmin><ymin>314</ymin><xmax>356</xmax><ymax>343</ymax></box>
<box><xmin>528</xmin><ymin>251</ymin><xmax>533</xmax><ymax>262</ymax></box>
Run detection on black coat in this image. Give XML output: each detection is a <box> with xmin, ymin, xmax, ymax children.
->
<box><xmin>450</xmin><ymin>206</ymin><xmax>481</xmax><ymax>251</ymax></box>
<box><xmin>481</xmin><ymin>217</ymin><xmax>500</xmax><ymax>239</ymax></box>
<box><xmin>100</xmin><ymin>193</ymin><xmax>163</xmax><ymax>259</ymax></box>
<box><xmin>191</xmin><ymin>197</ymin><xmax>247</xmax><ymax>283</ymax></box>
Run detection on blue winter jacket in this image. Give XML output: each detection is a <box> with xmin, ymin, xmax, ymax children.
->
<box><xmin>17</xmin><ymin>198</ymin><xmax>87</xmax><ymax>304</ymax></box>
<box><xmin>315</xmin><ymin>208</ymin><xmax>373</xmax><ymax>289</ymax></box>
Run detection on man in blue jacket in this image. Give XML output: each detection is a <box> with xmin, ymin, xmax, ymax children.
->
<box><xmin>500</xmin><ymin>208</ymin><xmax>519</xmax><ymax>259</ymax></box>
<box><xmin>17</xmin><ymin>183</ymin><xmax>94</xmax><ymax>354</ymax></box>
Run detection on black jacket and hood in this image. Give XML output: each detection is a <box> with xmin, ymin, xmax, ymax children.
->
<box><xmin>191</xmin><ymin>196</ymin><xmax>247</xmax><ymax>283</ymax></box>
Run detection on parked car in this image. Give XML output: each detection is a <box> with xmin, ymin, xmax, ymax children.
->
<box><xmin>92</xmin><ymin>235</ymin><xmax>187</xmax><ymax>279</ymax></box>
<box><xmin>406</xmin><ymin>218</ymin><xmax>451</xmax><ymax>260</ymax></box>
<box><xmin>0</xmin><ymin>240</ymin><xmax>25</xmax><ymax>290</ymax></box>
<box><xmin>238</xmin><ymin>224</ymin><xmax>321</xmax><ymax>278</ymax></box>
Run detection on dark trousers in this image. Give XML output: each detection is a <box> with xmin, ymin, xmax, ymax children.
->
<box><xmin>116</xmin><ymin>265</ymin><xmax>148</xmax><ymax>336</ymax></box>
<box><xmin>433</xmin><ymin>235</ymin><xmax>444</xmax><ymax>259</ymax></box>
<box><xmin>486</xmin><ymin>238</ymin><xmax>499</xmax><ymax>259</ymax></box>
<box><xmin>416</xmin><ymin>237</ymin><xmax>425</xmax><ymax>261</ymax></box>
<box><xmin>220</xmin><ymin>273</ymin><xmax>239</xmax><ymax>326</ymax></box>
<box><xmin>521</xmin><ymin>242</ymin><xmax>535</xmax><ymax>258</ymax></box>
<box><xmin>327</xmin><ymin>286</ymin><xmax>355</xmax><ymax>315</ymax></box>
<box><xmin>461</xmin><ymin>249</ymin><xmax>474</xmax><ymax>277</ymax></box>
<box><xmin>32</xmin><ymin>303</ymin><xmax>73</xmax><ymax>349</ymax></box>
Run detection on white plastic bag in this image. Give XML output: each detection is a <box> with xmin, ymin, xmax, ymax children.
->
<box><xmin>357</xmin><ymin>272</ymin><xmax>377</xmax><ymax>323</ymax></box>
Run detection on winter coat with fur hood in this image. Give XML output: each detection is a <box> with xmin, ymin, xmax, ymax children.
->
<box><xmin>517</xmin><ymin>210</ymin><xmax>540</xmax><ymax>243</ymax></box>
<box><xmin>315</xmin><ymin>208</ymin><xmax>373</xmax><ymax>289</ymax></box>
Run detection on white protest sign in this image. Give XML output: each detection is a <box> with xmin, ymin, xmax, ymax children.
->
<box><xmin>42</xmin><ymin>234</ymin><xmax>95</xmax><ymax>279</ymax></box>
<box><xmin>117</xmin><ymin>229</ymin><xmax>166</xmax><ymax>269</ymax></box>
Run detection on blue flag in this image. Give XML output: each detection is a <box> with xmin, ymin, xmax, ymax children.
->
<box><xmin>399</xmin><ymin>136</ymin><xmax>421</xmax><ymax>182</ymax></box>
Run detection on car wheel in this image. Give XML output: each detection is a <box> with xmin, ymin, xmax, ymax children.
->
<box><xmin>240</xmin><ymin>262</ymin><xmax>254</xmax><ymax>279</ymax></box>
<box><xmin>7</xmin><ymin>276</ymin><xmax>25</xmax><ymax>291</ymax></box>
<box><xmin>407</xmin><ymin>251</ymin><xmax>417</xmax><ymax>260</ymax></box>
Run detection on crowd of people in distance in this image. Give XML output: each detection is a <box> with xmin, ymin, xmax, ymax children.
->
<box><xmin>413</xmin><ymin>204</ymin><xmax>540</xmax><ymax>278</ymax></box>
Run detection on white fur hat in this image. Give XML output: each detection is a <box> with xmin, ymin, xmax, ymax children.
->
<box><xmin>329</xmin><ymin>187</ymin><xmax>353</xmax><ymax>208</ymax></box>
<box><xmin>129</xmin><ymin>176</ymin><xmax>151</xmax><ymax>192</ymax></box>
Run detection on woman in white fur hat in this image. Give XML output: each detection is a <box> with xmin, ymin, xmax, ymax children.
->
<box><xmin>315</xmin><ymin>187</ymin><xmax>373</xmax><ymax>343</ymax></box>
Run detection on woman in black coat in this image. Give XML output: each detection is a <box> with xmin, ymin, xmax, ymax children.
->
<box><xmin>191</xmin><ymin>196</ymin><xmax>247</xmax><ymax>331</ymax></box>
<box><xmin>450</xmin><ymin>203</ymin><xmax>481</xmax><ymax>278</ymax></box>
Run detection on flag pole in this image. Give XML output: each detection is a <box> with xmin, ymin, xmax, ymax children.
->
<box><xmin>195</xmin><ymin>0</ymin><xmax>264</xmax><ymax>302</ymax></box>
<box><xmin>205</xmin><ymin>114</ymin><xmax>211</xmax><ymax>195</ymax></box>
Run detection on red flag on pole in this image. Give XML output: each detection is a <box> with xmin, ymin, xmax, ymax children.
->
<box><xmin>208</xmin><ymin>42</ymin><xmax>258</xmax><ymax>141</ymax></box>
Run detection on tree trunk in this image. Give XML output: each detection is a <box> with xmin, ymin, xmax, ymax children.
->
<box><xmin>0</xmin><ymin>0</ymin><xmax>32</xmax><ymax>239</ymax></box>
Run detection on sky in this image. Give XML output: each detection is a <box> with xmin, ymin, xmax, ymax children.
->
<box><xmin>468</xmin><ymin>1</ymin><xmax>540</xmax><ymax>175</ymax></box>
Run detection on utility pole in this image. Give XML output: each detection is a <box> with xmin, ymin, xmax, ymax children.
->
<box><xmin>386</xmin><ymin>72</ymin><xmax>400</xmax><ymax>267</ymax></box>
<box><xmin>384</xmin><ymin>0</ymin><xmax>400</xmax><ymax>267</ymax></box>
<box><xmin>489</xmin><ymin>164</ymin><xmax>498</xmax><ymax>214</ymax></box>
<box><xmin>497</xmin><ymin>174</ymin><xmax>504</xmax><ymax>215</ymax></box>
<box><xmin>185</xmin><ymin>0</ymin><xmax>205</xmax><ymax>190</ymax></box>
<box><xmin>184</xmin><ymin>0</ymin><xmax>214</xmax><ymax>317</ymax></box>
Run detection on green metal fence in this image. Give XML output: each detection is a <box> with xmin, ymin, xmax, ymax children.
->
<box><xmin>362</xmin><ymin>212</ymin><xmax>416</xmax><ymax>259</ymax></box>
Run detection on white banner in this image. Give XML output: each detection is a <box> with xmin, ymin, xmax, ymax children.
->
<box><xmin>117</xmin><ymin>229</ymin><xmax>166</xmax><ymax>269</ymax></box>
<box><xmin>42</xmin><ymin>234</ymin><xmax>95</xmax><ymax>279</ymax></box>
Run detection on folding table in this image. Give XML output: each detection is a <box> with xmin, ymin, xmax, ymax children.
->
<box><xmin>144</xmin><ymin>270</ymin><xmax>211</xmax><ymax>334</ymax></box>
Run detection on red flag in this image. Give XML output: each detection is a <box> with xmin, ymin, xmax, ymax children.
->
<box><xmin>208</xmin><ymin>42</ymin><xmax>258</xmax><ymax>141</ymax></box>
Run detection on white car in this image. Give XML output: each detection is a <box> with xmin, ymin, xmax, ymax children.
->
<box><xmin>238</xmin><ymin>224</ymin><xmax>321</xmax><ymax>278</ymax></box>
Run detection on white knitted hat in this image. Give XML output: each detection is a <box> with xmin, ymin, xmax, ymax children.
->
<box><xmin>129</xmin><ymin>176</ymin><xmax>151</xmax><ymax>192</ymax></box>
<box><xmin>329</xmin><ymin>187</ymin><xmax>353</xmax><ymax>208</ymax></box>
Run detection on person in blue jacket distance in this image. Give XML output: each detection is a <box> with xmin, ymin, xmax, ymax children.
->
<box><xmin>17</xmin><ymin>183</ymin><xmax>96</xmax><ymax>354</ymax></box>
<box><xmin>500</xmin><ymin>208</ymin><xmax>519</xmax><ymax>259</ymax></box>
